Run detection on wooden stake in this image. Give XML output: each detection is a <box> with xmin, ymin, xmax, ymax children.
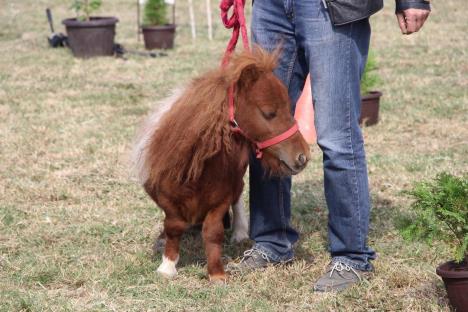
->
<box><xmin>172</xmin><ymin>0</ymin><xmax>176</xmax><ymax>25</ymax></box>
<box><xmin>188</xmin><ymin>0</ymin><xmax>196</xmax><ymax>41</ymax></box>
<box><xmin>206</xmin><ymin>0</ymin><xmax>212</xmax><ymax>40</ymax></box>
<box><xmin>137</xmin><ymin>0</ymin><xmax>140</xmax><ymax>42</ymax></box>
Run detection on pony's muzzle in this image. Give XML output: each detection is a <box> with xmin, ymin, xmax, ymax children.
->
<box><xmin>292</xmin><ymin>152</ymin><xmax>308</xmax><ymax>172</ymax></box>
<box><xmin>278</xmin><ymin>150</ymin><xmax>309</xmax><ymax>175</ymax></box>
<box><xmin>297</xmin><ymin>153</ymin><xmax>307</xmax><ymax>167</ymax></box>
<box><xmin>270</xmin><ymin>132</ymin><xmax>311</xmax><ymax>175</ymax></box>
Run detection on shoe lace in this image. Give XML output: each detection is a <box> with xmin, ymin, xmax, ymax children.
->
<box><xmin>240</xmin><ymin>247</ymin><xmax>271</xmax><ymax>263</ymax></box>
<box><xmin>329</xmin><ymin>261</ymin><xmax>362</xmax><ymax>281</ymax></box>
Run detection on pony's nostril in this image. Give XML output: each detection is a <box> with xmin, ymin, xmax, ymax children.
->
<box><xmin>297</xmin><ymin>153</ymin><xmax>307</xmax><ymax>166</ymax></box>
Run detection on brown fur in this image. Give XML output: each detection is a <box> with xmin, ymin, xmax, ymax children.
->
<box><xmin>145</xmin><ymin>48</ymin><xmax>277</xmax><ymax>186</ymax></box>
<box><xmin>137</xmin><ymin>47</ymin><xmax>310</xmax><ymax>281</ymax></box>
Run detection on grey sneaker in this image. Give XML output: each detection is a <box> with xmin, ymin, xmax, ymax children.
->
<box><xmin>313</xmin><ymin>261</ymin><xmax>368</xmax><ymax>292</ymax></box>
<box><xmin>226</xmin><ymin>247</ymin><xmax>284</xmax><ymax>274</ymax></box>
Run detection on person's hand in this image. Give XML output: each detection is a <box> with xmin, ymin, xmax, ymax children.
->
<box><xmin>396</xmin><ymin>9</ymin><xmax>430</xmax><ymax>35</ymax></box>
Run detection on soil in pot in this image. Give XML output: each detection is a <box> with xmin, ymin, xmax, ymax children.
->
<box><xmin>142</xmin><ymin>24</ymin><xmax>176</xmax><ymax>50</ymax></box>
<box><xmin>436</xmin><ymin>260</ymin><xmax>468</xmax><ymax>312</ymax></box>
<box><xmin>63</xmin><ymin>17</ymin><xmax>118</xmax><ymax>58</ymax></box>
<box><xmin>360</xmin><ymin>91</ymin><xmax>382</xmax><ymax>126</ymax></box>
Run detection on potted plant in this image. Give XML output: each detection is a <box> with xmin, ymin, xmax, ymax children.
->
<box><xmin>360</xmin><ymin>52</ymin><xmax>382</xmax><ymax>126</ymax></box>
<box><xmin>141</xmin><ymin>0</ymin><xmax>176</xmax><ymax>50</ymax></box>
<box><xmin>62</xmin><ymin>0</ymin><xmax>118</xmax><ymax>58</ymax></box>
<box><xmin>398</xmin><ymin>173</ymin><xmax>468</xmax><ymax>311</ymax></box>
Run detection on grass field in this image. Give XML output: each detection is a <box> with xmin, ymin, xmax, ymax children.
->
<box><xmin>1</xmin><ymin>0</ymin><xmax>467</xmax><ymax>311</ymax></box>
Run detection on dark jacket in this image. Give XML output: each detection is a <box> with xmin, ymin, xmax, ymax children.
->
<box><xmin>323</xmin><ymin>0</ymin><xmax>430</xmax><ymax>26</ymax></box>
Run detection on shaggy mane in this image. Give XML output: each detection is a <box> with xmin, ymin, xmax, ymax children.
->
<box><xmin>133</xmin><ymin>47</ymin><xmax>277</xmax><ymax>186</ymax></box>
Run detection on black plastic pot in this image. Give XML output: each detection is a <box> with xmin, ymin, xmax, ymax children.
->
<box><xmin>62</xmin><ymin>17</ymin><xmax>118</xmax><ymax>58</ymax></box>
<box><xmin>142</xmin><ymin>24</ymin><xmax>176</xmax><ymax>50</ymax></box>
<box><xmin>436</xmin><ymin>260</ymin><xmax>468</xmax><ymax>312</ymax></box>
<box><xmin>360</xmin><ymin>91</ymin><xmax>382</xmax><ymax>126</ymax></box>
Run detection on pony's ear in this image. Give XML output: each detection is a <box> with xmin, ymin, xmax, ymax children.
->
<box><xmin>236</xmin><ymin>63</ymin><xmax>261</xmax><ymax>90</ymax></box>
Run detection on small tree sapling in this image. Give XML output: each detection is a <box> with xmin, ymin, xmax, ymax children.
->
<box><xmin>71</xmin><ymin>0</ymin><xmax>102</xmax><ymax>21</ymax></box>
<box><xmin>144</xmin><ymin>0</ymin><xmax>168</xmax><ymax>26</ymax></box>
<box><xmin>398</xmin><ymin>172</ymin><xmax>468</xmax><ymax>263</ymax></box>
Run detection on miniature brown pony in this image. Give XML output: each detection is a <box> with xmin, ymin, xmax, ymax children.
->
<box><xmin>132</xmin><ymin>48</ymin><xmax>310</xmax><ymax>282</ymax></box>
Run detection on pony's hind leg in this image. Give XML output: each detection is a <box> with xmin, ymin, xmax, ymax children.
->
<box><xmin>202</xmin><ymin>207</ymin><xmax>228</xmax><ymax>283</ymax></box>
<box><xmin>152</xmin><ymin>230</ymin><xmax>166</xmax><ymax>256</ymax></box>
<box><xmin>230</xmin><ymin>198</ymin><xmax>249</xmax><ymax>243</ymax></box>
<box><xmin>157</xmin><ymin>218</ymin><xmax>188</xmax><ymax>279</ymax></box>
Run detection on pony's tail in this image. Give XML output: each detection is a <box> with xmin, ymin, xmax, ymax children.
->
<box><xmin>130</xmin><ymin>87</ymin><xmax>184</xmax><ymax>185</ymax></box>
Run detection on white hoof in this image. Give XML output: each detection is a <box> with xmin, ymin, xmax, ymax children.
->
<box><xmin>230</xmin><ymin>228</ymin><xmax>249</xmax><ymax>244</ymax></box>
<box><xmin>157</xmin><ymin>255</ymin><xmax>178</xmax><ymax>279</ymax></box>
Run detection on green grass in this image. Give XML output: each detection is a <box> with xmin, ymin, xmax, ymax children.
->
<box><xmin>1</xmin><ymin>0</ymin><xmax>467</xmax><ymax>311</ymax></box>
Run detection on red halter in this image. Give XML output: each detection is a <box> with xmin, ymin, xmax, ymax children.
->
<box><xmin>228</xmin><ymin>85</ymin><xmax>299</xmax><ymax>159</ymax></box>
<box><xmin>220</xmin><ymin>0</ymin><xmax>299</xmax><ymax>159</ymax></box>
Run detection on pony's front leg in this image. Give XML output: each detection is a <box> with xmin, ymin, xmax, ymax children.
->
<box><xmin>202</xmin><ymin>206</ymin><xmax>228</xmax><ymax>283</ymax></box>
<box><xmin>157</xmin><ymin>218</ymin><xmax>188</xmax><ymax>279</ymax></box>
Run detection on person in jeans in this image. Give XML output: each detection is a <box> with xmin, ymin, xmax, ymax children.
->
<box><xmin>228</xmin><ymin>0</ymin><xmax>430</xmax><ymax>292</ymax></box>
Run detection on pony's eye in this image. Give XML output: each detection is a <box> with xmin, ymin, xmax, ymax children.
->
<box><xmin>262</xmin><ymin>111</ymin><xmax>277</xmax><ymax>120</ymax></box>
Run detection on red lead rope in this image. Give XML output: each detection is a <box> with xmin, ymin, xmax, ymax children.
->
<box><xmin>220</xmin><ymin>0</ymin><xmax>250</xmax><ymax>67</ymax></box>
<box><xmin>220</xmin><ymin>0</ymin><xmax>299</xmax><ymax>158</ymax></box>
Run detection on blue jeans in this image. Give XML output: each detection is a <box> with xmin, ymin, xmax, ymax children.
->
<box><xmin>249</xmin><ymin>0</ymin><xmax>376</xmax><ymax>271</ymax></box>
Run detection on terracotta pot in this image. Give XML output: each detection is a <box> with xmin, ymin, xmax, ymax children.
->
<box><xmin>63</xmin><ymin>17</ymin><xmax>118</xmax><ymax>58</ymax></box>
<box><xmin>142</xmin><ymin>24</ymin><xmax>176</xmax><ymax>50</ymax></box>
<box><xmin>436</xmin><ymin>260</ymin><xmax>468</xmax><ymax>312</ymax></box>
<box><xmin>360</xmin><ymin>91</ymin><xmax>382</xmax><ymax>126</ymax></box>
